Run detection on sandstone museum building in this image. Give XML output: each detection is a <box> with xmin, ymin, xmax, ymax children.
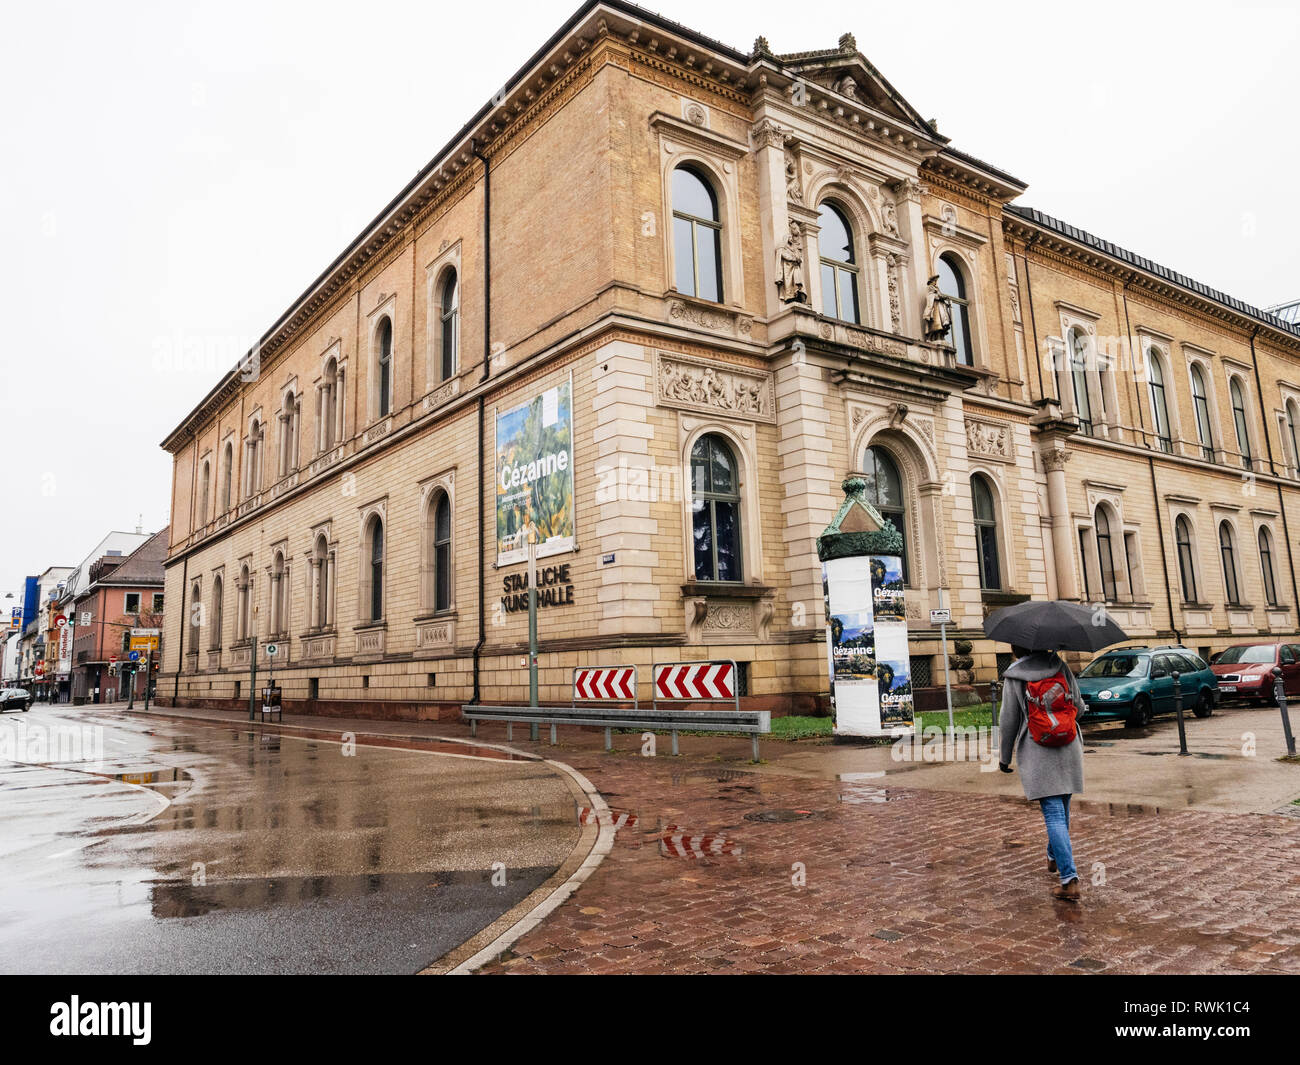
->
<box><xmin>158</xmin><ymin>0</ymin><xmax>1300</xmax><ymax>717</ymax></box>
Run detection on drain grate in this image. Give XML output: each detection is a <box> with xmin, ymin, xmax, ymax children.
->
<box><xmin>744</xmin><ymin>808</ymin><xmax>820</xmax><ymax>823</ymax></box>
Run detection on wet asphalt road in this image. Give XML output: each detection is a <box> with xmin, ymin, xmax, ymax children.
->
<box><xmin>0</xmin><ymin>706</ymin><xmax>581</xmax><ymax>974</ymax></box>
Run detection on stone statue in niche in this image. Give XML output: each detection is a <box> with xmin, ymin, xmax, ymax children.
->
<box><xmin>882</xmin><ymin>200</ymin><xmax>900</xmax><ymax>237</ymax></box>
<box><xmin>784</xmin><ymin>154</ymin><xmax>803</xmax><ymax>203</ymax></box>
<box><xmin>922</xmin><ymin>274</ymin><xmax>953</xmax><ymax>343</ymax></box>
<box><xmin>775</xmin><ymin>219</ymin><xmax>807</xmax><ymax>303</ymax></box>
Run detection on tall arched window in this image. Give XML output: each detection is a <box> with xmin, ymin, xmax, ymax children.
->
<box><xmin>690</xmin><ymin>434</ymin><xmax>742</xmax><ymax>583</ymax></box>
<box><xmin>199</xmin><ymin>460</ymin><xmax>211</xmax><ymax>525</ymax></box>
<box><xmin>368</xmin><ymin>517</ymin><xmax>385</xmax><ymax>621</ymax></box>
<box><xmin>1219</xmin><ymin>522</ymin><xmax>1240</xmax><ymax>605</ymax></box>
<box><xmin>189</xmin><ymin>582</ymin><xmax>201</xmax><ymax>654</ymax></box>
<box><xmin>271</xmin><ymin>551</ymin><xmax>288</xmax><ymax>635</ymax></box>
<box><xmin>1175</xmin><ymin>516</ymin><xmax>1197</xmax><ymax>603</ymax></box>
<box><xmin>377</xmin><ymin>318</ymin><xmax>393</xmax><ymax>418</ymax></box>
<box><xmin>432</xmin><ymin>492</ymin><xmax>452</xmax><ymax>612</ymax></box>
<box><xmin>936</xmin><ymin>253</ymin><xmax>973</xmax><ymax>366</ymax></box>
<box><xmin>439</xmin><ymin>271</ymin><xmax>459</xmax><ymax>382</ymax></box>
<box><xmin>1095</xmin><ymin>507</ymin><xmax>1118</xmax><ymax>601</ymax></box>
<box><xmin>210</xmin><ymin>575</ymin><xmax>223</xmax><ymax>650</ymax></box>
<box><xmin>817</xmin><ymin>202</ymin><xmax>859</xmax><ymax>323</ymax></box>
<box><xmin>278</xmin><ymin>390</ymin><xmax>299</xmax><ymax>478</ymax></box>
<box><xmin>1230</xmin><ymin>377</ymin><xmax>1252</xmax><ymax>469</ymax></box>
<box><xmin>1067</xmin><ymin>327</ymin><xmax>1093</xmax><ymax>435</ymax></box>
<box><xmin>312</xmin><ymin>534</ymin><xmax>331</xmax><ymax>630</ymax></box>
<box><xmin>1147</xmin><ymin>351</ymin><xmax>1172</xmax><ymax>452</ymax></box>
<box><xmin>971</xmin><ymin>474</ymin><xmax>1000</xmax><ymax>590</ymax></box>
<box><xmin>222</xmin><ymin>442</ymin><xmax>233</xmax><ymax>511</ymax></box>
<box><xmin>1190</xmin><ymin>364</ymin><xmax>1214</xmax><ymax>460</ymax></box>
<box><xmin>1259</xmin><ymin>527</ymin><xmax>1279</xmax><ymax>607</ymax></box>
<box><xmin>245</xmin><ymin>418</ymin><xmax>263</xmax><ymax>498</ymax></box>
<box><xmin>862</xmin><ymin>445</ymin><xmax>908</xmax><ymax>583</ymax></box>
<box><xmin>237</xmin><ymin>565</ymin><xmax>252</xmax><ymax>642</ymax></box>
<box><xmin>1287</xmin><ymin>400</ymin><xmax>1300</xmax><ymax>475</ymax></box>
<box><xmin>672</xmin><ymin>166</ymin><xmax>723</xmax><ymax>302</ymax></box>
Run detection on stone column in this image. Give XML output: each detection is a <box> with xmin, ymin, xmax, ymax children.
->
<box><xmin>752</xmin><ymin>116</ymin><xmax>793</xmax><ymax>321</ymax></box>
<box><xmin>890</xmin><ymin>177</ymin><xmax>928</xmax><ymax>338</ymax></box>
<box><xmin>335</xmin><ymin>370</ymin><xmax>345</xmax><ymax>445</ymax></box>
<box><xmin>1041</xmin><ymin>443</ymin><xmax>1079</xmax><ymax>601</ymax></box>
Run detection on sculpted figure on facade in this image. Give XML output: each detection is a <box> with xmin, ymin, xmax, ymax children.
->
<box><xmin>922</xmin><ymin>274</ymin><xmax>953</xmax><ymax>343</ymax></box>
<box><xmin>882</xmin><ymin>200</ymin><xmax>900</xmax><ymax>237</ymax></box>
<box><xmin>775</xmin><ymin>219</ymin><xmax>808</xmax><ymax>303</ymax></box>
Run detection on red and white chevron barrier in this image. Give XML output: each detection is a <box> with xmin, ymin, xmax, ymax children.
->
<box><xmin>572</xmin><ymin>666</ymin><xmax>636</xmax><ymax>702</ymax></box>
<box><xmin>578</xmin><ymin>807</ymin><xmax>639</xmax><ymax>832</ymax></box>
<box><xmin>653</xmin><ymin>661</ymin><xmax>735</xmax><ymax>701</ymax></box>
<box><xmin>659</xmin><ymin>825</ymin><xmax>742</xmax><ymax>858</ymax></box>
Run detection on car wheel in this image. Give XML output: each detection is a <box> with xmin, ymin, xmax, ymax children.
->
<box><xmin>1193</xmin><ymin>690</ymin><xmax>1213</xmax><ymax>718</ymax></box>
<box><xmin>1126</xmin><ymin>697</ymin><xmax>1152</xmax><ymax>728</ymax></box>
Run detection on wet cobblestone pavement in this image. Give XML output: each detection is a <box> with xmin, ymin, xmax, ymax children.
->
<box><xmin>477</xmin><ymin>751</ymin><xmax>1300</xmax><ymax>975</ymax></box>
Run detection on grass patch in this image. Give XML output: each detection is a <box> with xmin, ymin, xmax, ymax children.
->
<box><xmin>769</xmin><ymin>715</ymin><xmax>835</xmax><ymax>740</ymax></box>
<box><xmin>917</xmin><ymin>703</ymin><xmax>995</xmax><ymax>730</ymax></box>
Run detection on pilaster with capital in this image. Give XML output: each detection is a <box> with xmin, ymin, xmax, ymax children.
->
<box><xmin>890</xmin><ymin>177</ymin><xmax>928</xmax><ymax>337</ymax></box>
<box><xmin>752</xmin><ymin>116</ymin><xmax>793</xmax><ymax>320</ymax></box>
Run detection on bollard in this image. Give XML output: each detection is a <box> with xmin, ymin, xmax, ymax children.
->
<box><xmin>1272</xmin><ymin>667</ymin><xmax>1297</xmax><ymax>757</ymax></box>
<box><xmin>1172</xmin><ymin>670</ymin><xmax>1189</xmax><ymax>756</ymax></box>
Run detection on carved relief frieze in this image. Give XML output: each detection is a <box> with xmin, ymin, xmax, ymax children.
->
<box><xmin>655</xmin><ymin>351</ymin><xmax>775</xmax><ymax>422</ymax></box>
<box><xmin>965</xmin><ymin>417</ymin><xmax>1014</xmax><ymax>462</ymax></box>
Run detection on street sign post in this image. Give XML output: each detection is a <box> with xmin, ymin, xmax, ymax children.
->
<box><xmin>931</xmin><ymin>605</ymin><xmax>955</xmax><ymax>737</ymax></box>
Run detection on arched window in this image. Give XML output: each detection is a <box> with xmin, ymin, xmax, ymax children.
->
<box><xmin>690</xmin><ymin>434</ymin><xmax>742</xmax><ymax>582</ymax></box>
<box><xmin>189</xmin><ymin>582</ymin><xmax>201</xmax><ymax>653</ymax></box>
<box><xmin>210</xmin><ymin>575</ymin><xmax>223</xmax><ymax>650</ymax></box>
<box><xmin>368</xmin><ymin>517</ymin><xmax>385</xmax><ymax>621</ymax></box>
<box><xmin>1147</xmin><ymin>350</ymin><xmax>1172</xmax><ymax>452</ymax></box>
<box><xmin>862</xmin><ymin>445</ymin><xmax>909</xmax><ymax>583</ymax></box>
<box><xmin>1259</xmin><ymin>527</ymin><xmax>1279</xmax><ymax>607</ymax></box>
<box><xmin>1219</xmin><ymin>522</ymin><xmax>1240</xmax><ymax>605</ymax></box>
<box><xmin>1190</xmin><ymin>365</ymin><xmax>1214</xmax><ymax>460</ymax></box>
<box><xmin>1175</xmin><ymin>516</ymin><xmax>1198</xmax><ymax>603</ymax></box>
<box><xmin>271</xmin><ymin>551</ymin><xmax>288</xmax><ymax>635</ymax></box>
<box><xmin>312</xmin><ymin>534</ymin><xmax>331</xmax><ymax>630</ymax></box>
<box><xmin>1287</xmin><ymin>400</ymin><xmax>1300</xmax><ymax>475</ymax></box>
<box><xmin>199</xmin><ymin>460</ymin><xmax>211</xmax><ymax>525</ymax></box>
<box><xmin>937</xmin><ymin>253</ymin><xmax>973</xmax><ymax>366</ymax></box>
<box><xmin>1067</xmin><ymin>327</ymin><xmax>1093</xmax><ymax>435</ymax></box>
<box><xmin>439</xmin><ymin>271</ymin><xmax>459</xmax><ymax>382</ymax></box>
<box><xmin>222</xmin><ymin>442</ymin><xmax>233</xmax><ymax>511</ymax></box>
<box><xmin>431</xmin><ymin>492</ymin><xmax>452</xmax><ymax>612</ymax></box>
<box><xmin>376</xmin><ymin>318</ymin><xmax>393</xmax><ymax>418</ymax></box>
<box><xmin>1230</xmin><ymin>377</ymin><xmax>1252</xmax><ymax>469</ymax></box>
<box><xmin>279</xmin><ymin>390</ymin><xmax>299</xmax><ymax>477</ymax></box>
<box><xmin>1095</xmin><ymin>507</ymin><xmax>1118</xmax><ymax>602</ymax></box>
<box><xmin>320</xmin><ymin>357</ymin><xmax>341</xmax><ymax>453</ymax></box>
<box><xmin>672</xmin><ymin>166</ymin><xmax>723</xmax><ymax>302</ymax></box>
<box><xmin>245</xmin><ymin>418</ymin><xmax>263</xmax><ymax>498</ymax></box>
<box><xmin>817</xmin><ymin>202</ymin><xmax>860</xmax><ymax>323</ymax></box>
<box><xmin>237</xmin><ymin>564</ymin><xmax>252</xmax><ymax>642</ymax></box>
<box><xmin>971</xmin><ymin>474</ymin><xmax>1000</xmax><ymax>590</ymax></box>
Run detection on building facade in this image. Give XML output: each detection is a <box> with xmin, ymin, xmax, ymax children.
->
<box><xmin>158</xmin><ymin>1</ymin><xmax>1300</xmax><ymax>718</ymax></box>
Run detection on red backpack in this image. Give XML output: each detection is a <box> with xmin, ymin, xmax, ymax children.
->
<box><xmin>1024</xmin><ymin>672</ymin><xmax>1080</xmax><ymax>747</ymax></box>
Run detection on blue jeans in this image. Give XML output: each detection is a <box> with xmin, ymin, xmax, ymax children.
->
<box><xmin>1039</xmin><ymin>795</ymin><xmax>1076</xmax><ymax>885</ymax></box>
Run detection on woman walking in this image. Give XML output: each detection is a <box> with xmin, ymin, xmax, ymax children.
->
<box><xmin>998</xmin><ymin>644</ymin><xmax>1085</xmax><ymax>901</ymax></box>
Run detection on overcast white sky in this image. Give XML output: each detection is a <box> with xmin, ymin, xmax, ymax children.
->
<box><xmin>1</xmin><ymin>0</ymin><xmax>1296</xmax><ymax>593</ymax></box>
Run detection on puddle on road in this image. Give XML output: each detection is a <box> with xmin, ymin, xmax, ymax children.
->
<box><xmin>148</xmin><ymin>868</ymin><xmax>537</xmax><ymax>917</ymax></box>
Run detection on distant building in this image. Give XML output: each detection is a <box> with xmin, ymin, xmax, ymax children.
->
<box><xmin>68</xmin><ymin>528</ymin><xmax>168</xmax><ymax>704</ymax></box>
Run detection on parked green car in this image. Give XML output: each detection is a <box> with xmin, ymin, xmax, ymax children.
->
<box><xmin>1076</xmin><ymin>646</ymin><xmax>1218</xmax><ymax>727</ymax></box>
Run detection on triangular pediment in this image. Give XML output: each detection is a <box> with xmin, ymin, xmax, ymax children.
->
<box><xmin>777</xmin><ymin>43</ymin><xmax>940</xmax><ymax>142</ymax></box>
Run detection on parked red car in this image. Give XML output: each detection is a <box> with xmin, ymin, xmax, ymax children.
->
<box><xmin>1210</xmin><ymin>642</ymin><xmax>1300</xmax><ymax>703</ymax></box>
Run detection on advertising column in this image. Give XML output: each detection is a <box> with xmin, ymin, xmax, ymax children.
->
<box><xmin>818</xmin><ymin>477</ymin><xmax>915</xmax><ymax>738</ymax></box>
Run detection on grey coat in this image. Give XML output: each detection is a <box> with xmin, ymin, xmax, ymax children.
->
<box><xmin>998</xmin><ymin>651</ymin><xmax>1085</xmax><ymax>801</ymax></box>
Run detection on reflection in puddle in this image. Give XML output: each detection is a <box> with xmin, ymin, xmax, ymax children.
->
<box><xmin>659</xmin><ymin>825</ymin><xmax>741</xmax><ymax>858</ymax></box>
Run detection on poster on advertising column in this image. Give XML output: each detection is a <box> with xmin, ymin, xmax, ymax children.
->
<box><xmin>496</xmin><ymin>375</ymin><xmax>575</xmax><ymax>566</ymax></box>
<box><xmin>822</xmin><ymin>553</ymin><xmax>914</xmax><ymax>737</ymax></box>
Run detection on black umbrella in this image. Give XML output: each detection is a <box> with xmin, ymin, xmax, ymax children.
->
<box><xmin>983</xmin><ymin>599</ymin><xmax>1128</xmax><ymax>653</ymax></box>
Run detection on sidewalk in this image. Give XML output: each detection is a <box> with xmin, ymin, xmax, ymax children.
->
<box><xmin>129</xmin><ymin>702</ymin><xmax>1300</xmax><ymax>974</ymax></box>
